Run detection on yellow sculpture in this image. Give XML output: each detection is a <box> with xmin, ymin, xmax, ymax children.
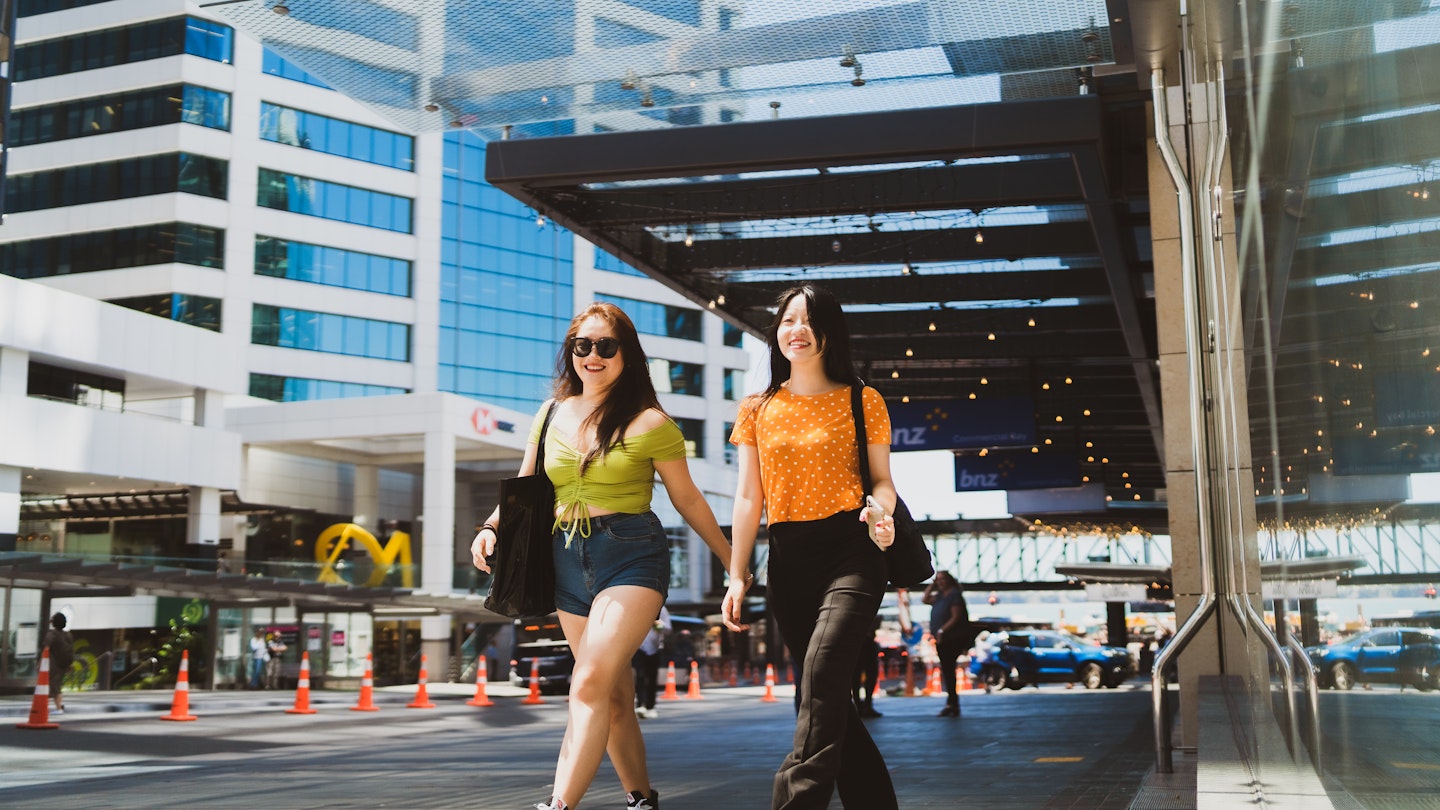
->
<box><xmin>315</xmin><ymin>523</ymin><xmax>414</xmax><ymax>588</ymax></box>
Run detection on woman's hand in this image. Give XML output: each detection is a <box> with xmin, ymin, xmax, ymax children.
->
<box><xmin>860</xmin><ymin>504</ymin><xmax>896</xmax><ymax>550</ymax></box>
<box><xmin>470</xmin><ymin>527</ymin><xmax>496</xmax><ymax>573</ymax></box>
<box><xmin>722</xmin><ymin>577</ymin><xmax>751</xmax><ymax>632</ymax></box>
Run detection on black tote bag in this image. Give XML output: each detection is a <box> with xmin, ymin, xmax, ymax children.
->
<box><xmin>851</xmin><ymin>383</ymin><xmax>935</xmax><ymax>588</ymax></box>
<box><xmin>484</xmin><ymin>402</ymin><xmax>559</xmax><ymax>619</ymax></box>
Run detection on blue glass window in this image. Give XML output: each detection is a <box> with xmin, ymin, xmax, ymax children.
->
<box><xmin>18</xmin><ymin>0</ymin><xmax>113</xmax><ymax>16</ymax></box>
<box><xmin>251</xmin><ymin>304</ymin><xmax>409</xmax><ymax>361</ymax></box>
<box><xmin>249</xmin><ymin>373</ymin><xmax>407</xmax><ymax>402</ymax></box>
<box><xmin>6</xmin><ymin>153</ymin><xmax>227</xmax><ymax>213</ymax></box>
<box><xmin>257</xmin><ymin>168</ymin><xmax>412</xmax><ymax>233</ymax></box>
<box><xmin>595</xmin><ymin>17</ymin><xmax>664</xmax><ymax>48</ymax></box>
<box><xmin>623</xmin><ymin>0</ymin><xmax>702</xmax><ymax>27</ymax></box>
<box><xmin>12</xmin><ymin>84</ymin><xmax>230</xmax><ymax>146</ymax></box>
<box><xmin>651</xmin><ymin>358</ymin><xmax>704</xmax><ymax>396</ymax></box>
<box><xmin>259</xmin><ymin>102</ymin><xmax>414</xmax><ymax>171</ymax></box>
<box><xmin>254</xmin><ymin>236</ymin><xmax>411</xmax><ymax>296</ymax></box>
<box><xmin>15</xmin><ymin>16</ymin><xmax>233</xmax><ymax>81</ymax></box>
<box><xmin>724</xmin><ymin>369</ymin><xmax>744</xmax><ymax>400</ymax></box>
<box><xmin>261</xmin><ymin>48</ymin><xmax>332</xmax><ymax>88</ymax></box>
<box><xmin>2</xmin><ymin>223</ymin><xmax>224</xmax><ymax>280</ymax></box>
<box><xmin>596</xmin><ymin>294</ymin><xmax>702</xmax><ymax>341</ymax></box>
<box><xmin>675</xmin><ymin>417</ymin><xmax>704</xmax><ymax>459</ymax></box>
<box><xmin>107</xmin><ymin>293</ymin><xmax>221</xmax><ymax>332</ymax></box>
<box><xmin>723</xmin><ymin>322</ymin><xmax>744</xmax><ymax>347</ymax></box>
<box><xmin>438</xmin><ymin>130</ymin><xmax>575</xmax><ymax>413</ymax></box>
<box><xmin>594</xmin><ymin>248</ymin><xmax>647</xmax><ymax>278</ymax></box>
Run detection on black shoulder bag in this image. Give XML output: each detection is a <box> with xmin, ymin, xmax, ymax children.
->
<box><xmin>484</xmin><ymin>401</ymin><xmax>559</xmax><ymax>619</ymax></box>
<box><xmin>851</xmin><ymin>384</ymin><xmax>935</xmax><ymax>588</ymax></box>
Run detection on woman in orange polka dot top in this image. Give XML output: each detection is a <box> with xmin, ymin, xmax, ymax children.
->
<box><xmin>722</xmin><ymin>283</ymin><xmax>900</xmax><ymax>810</ymax></box>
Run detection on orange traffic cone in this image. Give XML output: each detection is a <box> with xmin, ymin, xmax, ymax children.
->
<box><xmin>351</xmin><ymin>652</ymin><xmax>379</xmax><ymax>711</ymax></box>
<box><xmin>927</xmin><ymin>664</ymin><xmax>942</xmax><ymax>696</ymax></box>
<box><xmin>728</xmin><ymin>661</ymin><xmax>738</xmax><ymax>688</ymax></box>
<box><xmin>407</xmin><ymin>654</ymin><xmax>436</xmax><ymax>708</ymax></box>
<box><xmin>958</xmin><ymin>663</ymin><xmax>971</xmax><ymax>692</ymax></box>
<box><xmin>285</xmin><ymin>652</ymin><xmax>317</xmax><ymax>714</ymax></box>
<box><xmin>661</xmin><ymin>661</ymin><xmax>679</xmax><ymax>700</ymax></box>
<box><xmin>466</xmin><ymin>656</ymin><xmax>494</xmax><ymax>707</ymax></box>
<box><xmin>521</xmin><ymin>658</ymin><xmax>544</xmax><ymax>705</ymax></box>
<box><xmin>160</xmin><ymin>650</ymin><xmax>198</xmax><ymax>721</ymax></box>
<box><xmin>760</xmin><ymin>663</ymin><xmax>778</xmax><ymax>703</ymax></box>
<box><xmin>686</xmin><ymin>661</ymin><xmax>704</xmax><ymax>699</ymax></box>
<box><xmin>17</xmin><ymin>647</ymin><xmax>60</xmax><ymax>730</ymax></box>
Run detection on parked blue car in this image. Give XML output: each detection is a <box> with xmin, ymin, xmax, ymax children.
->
<box><xmin>969</xmin><ymin>630</ymin><xmax>1134</xmax><ymax>691</ymax></box>
<box><xmin>1306</xmin><ymin>627</ymin><xmax>1440</xmax><ymax>691</ymax></box>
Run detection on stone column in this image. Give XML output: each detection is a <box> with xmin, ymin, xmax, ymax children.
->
<box><xmin>421</xmin><ymin>430</ymin><xmax>456</xmax><ymax>676</ymax></box>
<box><xmin>353</xmin><ymin>464</ymin><xmax>380</xmax><ymax>530</ymax></box>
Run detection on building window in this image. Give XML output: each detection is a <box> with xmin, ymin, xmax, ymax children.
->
<box><xmin>261</xmin><ymin>48</ymin><xmax>331</xmax><ymax>88</ymax></box>
<box><xmin>594</xmin><ymin>248</ymin><xmax>647</xmax><ymax>278</ymax></box>
<box><xmin>107</xmin><ymin>293</ymin><xmax>222</xmax><ymax>332</ymax></box>
<box><xmin>596</xmin><ymin>294</ymin><xmax>702</xmax><ymax>341</ymax></box>
<box><xmin>724</xmin><ymin>421</ymin><xmax>737</xmax><ymax>466</ymax></box>
<box><xmin>5</xmin><ymin>153</ymin><xmax>228</xmax><ymax>213</ymax></box>
<box><xmin>29</xmin><ymin>361</ymin><xmax>124</xmax><ymax>411</ymax></box>
<box><xmin>255</xmin><ymin>236</ymin><xmax>411</xmax><ymax>296</ymax></box>
<box><xmin>259</xmin><ymin>102</ymin><xmax>414</xmax><ymax>171</ymax></box>
<box><xmin>13</xmin><ymin>84</ymin><xmax>230</xmax><ymax>146</ymax></box>
<box><xmin>249</xmin><ymin>373</ymin><xmax>406</xmax><ymax>402</ymax></box>
<box><xmin>257</xmin><ymin>168</ymin><xmax>413</xmax><ymax>233</ymax></box>
<box><xmin>668</xmin><ymin>526</ymin><xmax>691</xmax><ymax>589</ymax></box>
<box><xmin>14</xmin><ymin>16</ymin><xmax>233</xmax><ymax>81</ymax></box>
<box><xmin>723</xmin><ymin>322</ymin><xmax>744</xmax><ymax>347</ymax></box>
<box><xmin>1</xmin><ymin>223</ymin><xmax>224</xmax><ymax>280</ymax></box>
<box><xmin>724</xmin><ymin>369</ymin><xmax>744</xmax><ymax>400</ymax></box>
<box><xmin>651</xmin><ymin>358</ymin><xmax>704</xmax><ymax>397</ymax></box>
<box><xmin>251</xmin><ymin>304</ymin><xmax>410</xmax><ymax>361</ymax></box>
<box><xmin>674</xmin><ymin>417</ymin><xmax>704</xmax><ymax>459</ymax></box>
<box><xmin>18</xmin><ymin>0</ymin><xmax>113</xmax><ymax>16</ymax></box>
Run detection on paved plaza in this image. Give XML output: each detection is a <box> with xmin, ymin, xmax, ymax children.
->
<box><xmin>0</xmin><ymin>681</ymin><xmax>1156</xmax><ymax>808</ymax></box>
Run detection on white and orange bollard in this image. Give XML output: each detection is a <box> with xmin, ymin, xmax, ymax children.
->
<box><xmin>351</xmin><ymin>652</ymin><xmax>380</xmax><ymax>711</ymax></box>
<box><xmin>407</xmin><ymin>654</ymin><xmax>436</xmax><ymax>708</ymax></box>
<box><xmin>686</xmin><ymin>661</ymin><xmax>704</xmax><ymax>699</ymax></box>
<box><xmin>760</xmin><ymin>662</ymin><xmax>778</xmax><ymax>703</ymax></box>
<box><xmin>521</xmin><ymin>658</ymin><xmax>544</xmax><ymax>705</ymax></box>
<box><xmin>285</xmin><ymin>651</ymin><xmax>318</xmax><ymax>714</ymax></box>
<box><xmin>661</xmin><ymin>661</ymin><xmax>680</xmax><ymax>700</ymax></box>
<box><xmin>16</xmin><ymin>647</ymin><xmax>60</xmax><ymax>730</ymax></box>
<box><xmin>466</xmin><ymin>656</ymin><xmax>495</xmax><ymax>707</ymax></box>
<box><xmin>160</xmin><ymin>650</ymin><xmax>198</xmax><ymax>721</ymax></box>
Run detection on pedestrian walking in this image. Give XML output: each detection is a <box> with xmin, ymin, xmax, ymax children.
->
<box><xmin>471</xmin><ymin>302</ymin><xmax>747</xmax><ymax>810</ymax></box>
<box><xmin>723</xmin><ymin>283</ymin><xmax>900</xmax><ymax>810</ymax></box>
<box><xmin>42</xmin><ymin>613</ymin><xmax>74</xmax><ymax>714</ymax></box>
<box><xmin>923</xmin><ymin>571</ymin><xmax>975</xmax><ymax>716</ymax></box>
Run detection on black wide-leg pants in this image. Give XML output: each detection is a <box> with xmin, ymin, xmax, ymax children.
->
<box><xmin>767</xmin><ymin>509</ymin><xmax>898</xmax><ymax>810</ymax></box>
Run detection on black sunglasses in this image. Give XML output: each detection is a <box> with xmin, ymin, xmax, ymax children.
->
<box><xmin>570</xmin><ymin>336</ymin><xmax>621</xmax><ymax>359</ymax></box>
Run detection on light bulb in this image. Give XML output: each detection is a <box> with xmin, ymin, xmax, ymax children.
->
<box><xmin>974</xmin><ymin>229</ymin><xmax>984</xmax><ymax>244</ymax></box>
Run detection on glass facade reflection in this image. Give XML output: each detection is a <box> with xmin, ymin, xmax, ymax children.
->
<box><xmin>439</xmin><ymin>130</ymin><xmax>572</xmax><ymax>412</ymax></box>
<box><xmin>5</xmin><ymin>152</ymin><xmax>228</xmax><ymax>212</ymax></box>
<box><xmin>12</xmin><ymin>84</ymin><xmax>231</xmax><ymax>145</ymax></box>
<box><xmin>14</xmin><ymin>16</ymin><xmax>232</xmax><ymax>81</ymax></box>
<box><xmin>257</xmin><ymin>168</ymin><xmax>412</xmax><ymax>233</ymax></box>
<box><xmin>254</xmin><ymin>236</ymin><xmax>410</xmax><ymax>297</ymax></box>
<box><xmin>0</xmin><ymin>222</ymin><xmax>224</xmax><ymax>279</ymax></box>
<box><xmin>259</xmin><ymin>102</ymin><xmax>414</xmax><ymax>171</ymax></box>
<box><xmin>597</xmin><ymin>293</ymin><xmax>701</xmax><ymax>341</ymax></box>
<box><xmin>107</xmin><ymin>293</ymin><xmax>222</xmax><ymax>332</ymax></box>
<box><xmin>249</xmin><ymin>373</ymin><xmax>406</xmax><ymax>403</ymax></box>
<box><xmin>251</xmin><ymin>304</ymin><xmax>409</xmax><ymax>362</ymax></box>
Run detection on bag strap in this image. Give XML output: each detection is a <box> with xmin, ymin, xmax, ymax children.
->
<box><xmin>536</xmin><ymin>400</ymin><xmax>558</xmax><ymax>478</ymax></box>
<box><xmin>851</xmin><ymin>381</ymin><xmax>873</xmax><ymax>492</ymax></box>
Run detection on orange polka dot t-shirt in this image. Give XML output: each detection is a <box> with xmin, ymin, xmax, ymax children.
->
<box><xmin>729</xmin><ymin>384</ymin><xmax>891</xmax><ymax>524</ymax></box>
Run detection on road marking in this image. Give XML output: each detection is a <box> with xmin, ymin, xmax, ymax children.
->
<box><xmin>1033</xmin><ymin>756</ymin><xmax>1085</xmax><ymax>763</ymax></box>
<box><xmin>1392</xmin><ymin>762</ymin><xmax>1440</xmax><ymax>771</ymax></box>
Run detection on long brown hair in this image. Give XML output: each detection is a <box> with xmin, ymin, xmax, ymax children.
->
<box><xmin>552</xmin><ymin>302</ymin><xmax>663</xmax><ymax>473</ymax></box>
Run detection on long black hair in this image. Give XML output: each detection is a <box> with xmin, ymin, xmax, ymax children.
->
<box><xmin>552</xmin><ymin>301</ymin><xmax>663</xmax><ymax>473</ymax></box>
<box><xmin>758</xmin><ymin>284</ymin><xmax>859</xmax><ymax>403</ymax></box>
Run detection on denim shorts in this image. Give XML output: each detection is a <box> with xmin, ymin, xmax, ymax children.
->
<box><xmin>553</xmin><ymin>510</ymin><xmax>670</xmax><ymax>617</ymax></box>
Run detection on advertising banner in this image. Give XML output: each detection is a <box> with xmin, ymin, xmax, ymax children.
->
<box><xmin>1373</xmin><ymin>371</ymin><xmax>1440</xmax><ymax>427</ymax></box>
<box><xmin>888</xmin><ymin>396</ymin><xmax>1035</xmax><ymax>452</ymax></box>
<box><xmin>953</xmin><ymin>450</ymin><xmax>1082</xmax><ymax>491</ymax></box>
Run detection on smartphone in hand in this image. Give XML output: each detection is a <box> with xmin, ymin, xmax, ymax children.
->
<box><xmin>864</xmin><ymin>495</ymin><xmax>887</xmax><ymax>543</ymax></box>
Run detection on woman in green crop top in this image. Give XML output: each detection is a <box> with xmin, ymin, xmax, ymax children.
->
<box><xmin>470</xmin><ymin>302</ymin><xmax>747</xmax><ymax>810</ymax></box>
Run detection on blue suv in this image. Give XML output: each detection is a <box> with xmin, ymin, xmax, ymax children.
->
<box><xmin>1306</xmin><ymin>627</ymin><xmax>1440</xmax><ymax>691</ymax></box>
<box><xmin>969</xmin><ymin>630</ymin><xmax>1134</xmax><ymax>690</ymax></box>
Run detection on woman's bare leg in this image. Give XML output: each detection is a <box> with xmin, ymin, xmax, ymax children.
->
<box><xmin>551</xmin><ymin>586</ymin><xmax>663</xmax><ymax>806</ymax></box>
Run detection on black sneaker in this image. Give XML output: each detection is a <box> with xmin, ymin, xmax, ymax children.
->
<box><xmin>625</xmin><ymin>789</ymin><xmax>659</xmax><ymax>809</ymax></box>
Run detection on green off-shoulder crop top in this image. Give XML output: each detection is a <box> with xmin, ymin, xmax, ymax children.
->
<box><xmin>528</xmin><ymin>405</ymin><xmax>686</xmax><ymax>543</ymax></box>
